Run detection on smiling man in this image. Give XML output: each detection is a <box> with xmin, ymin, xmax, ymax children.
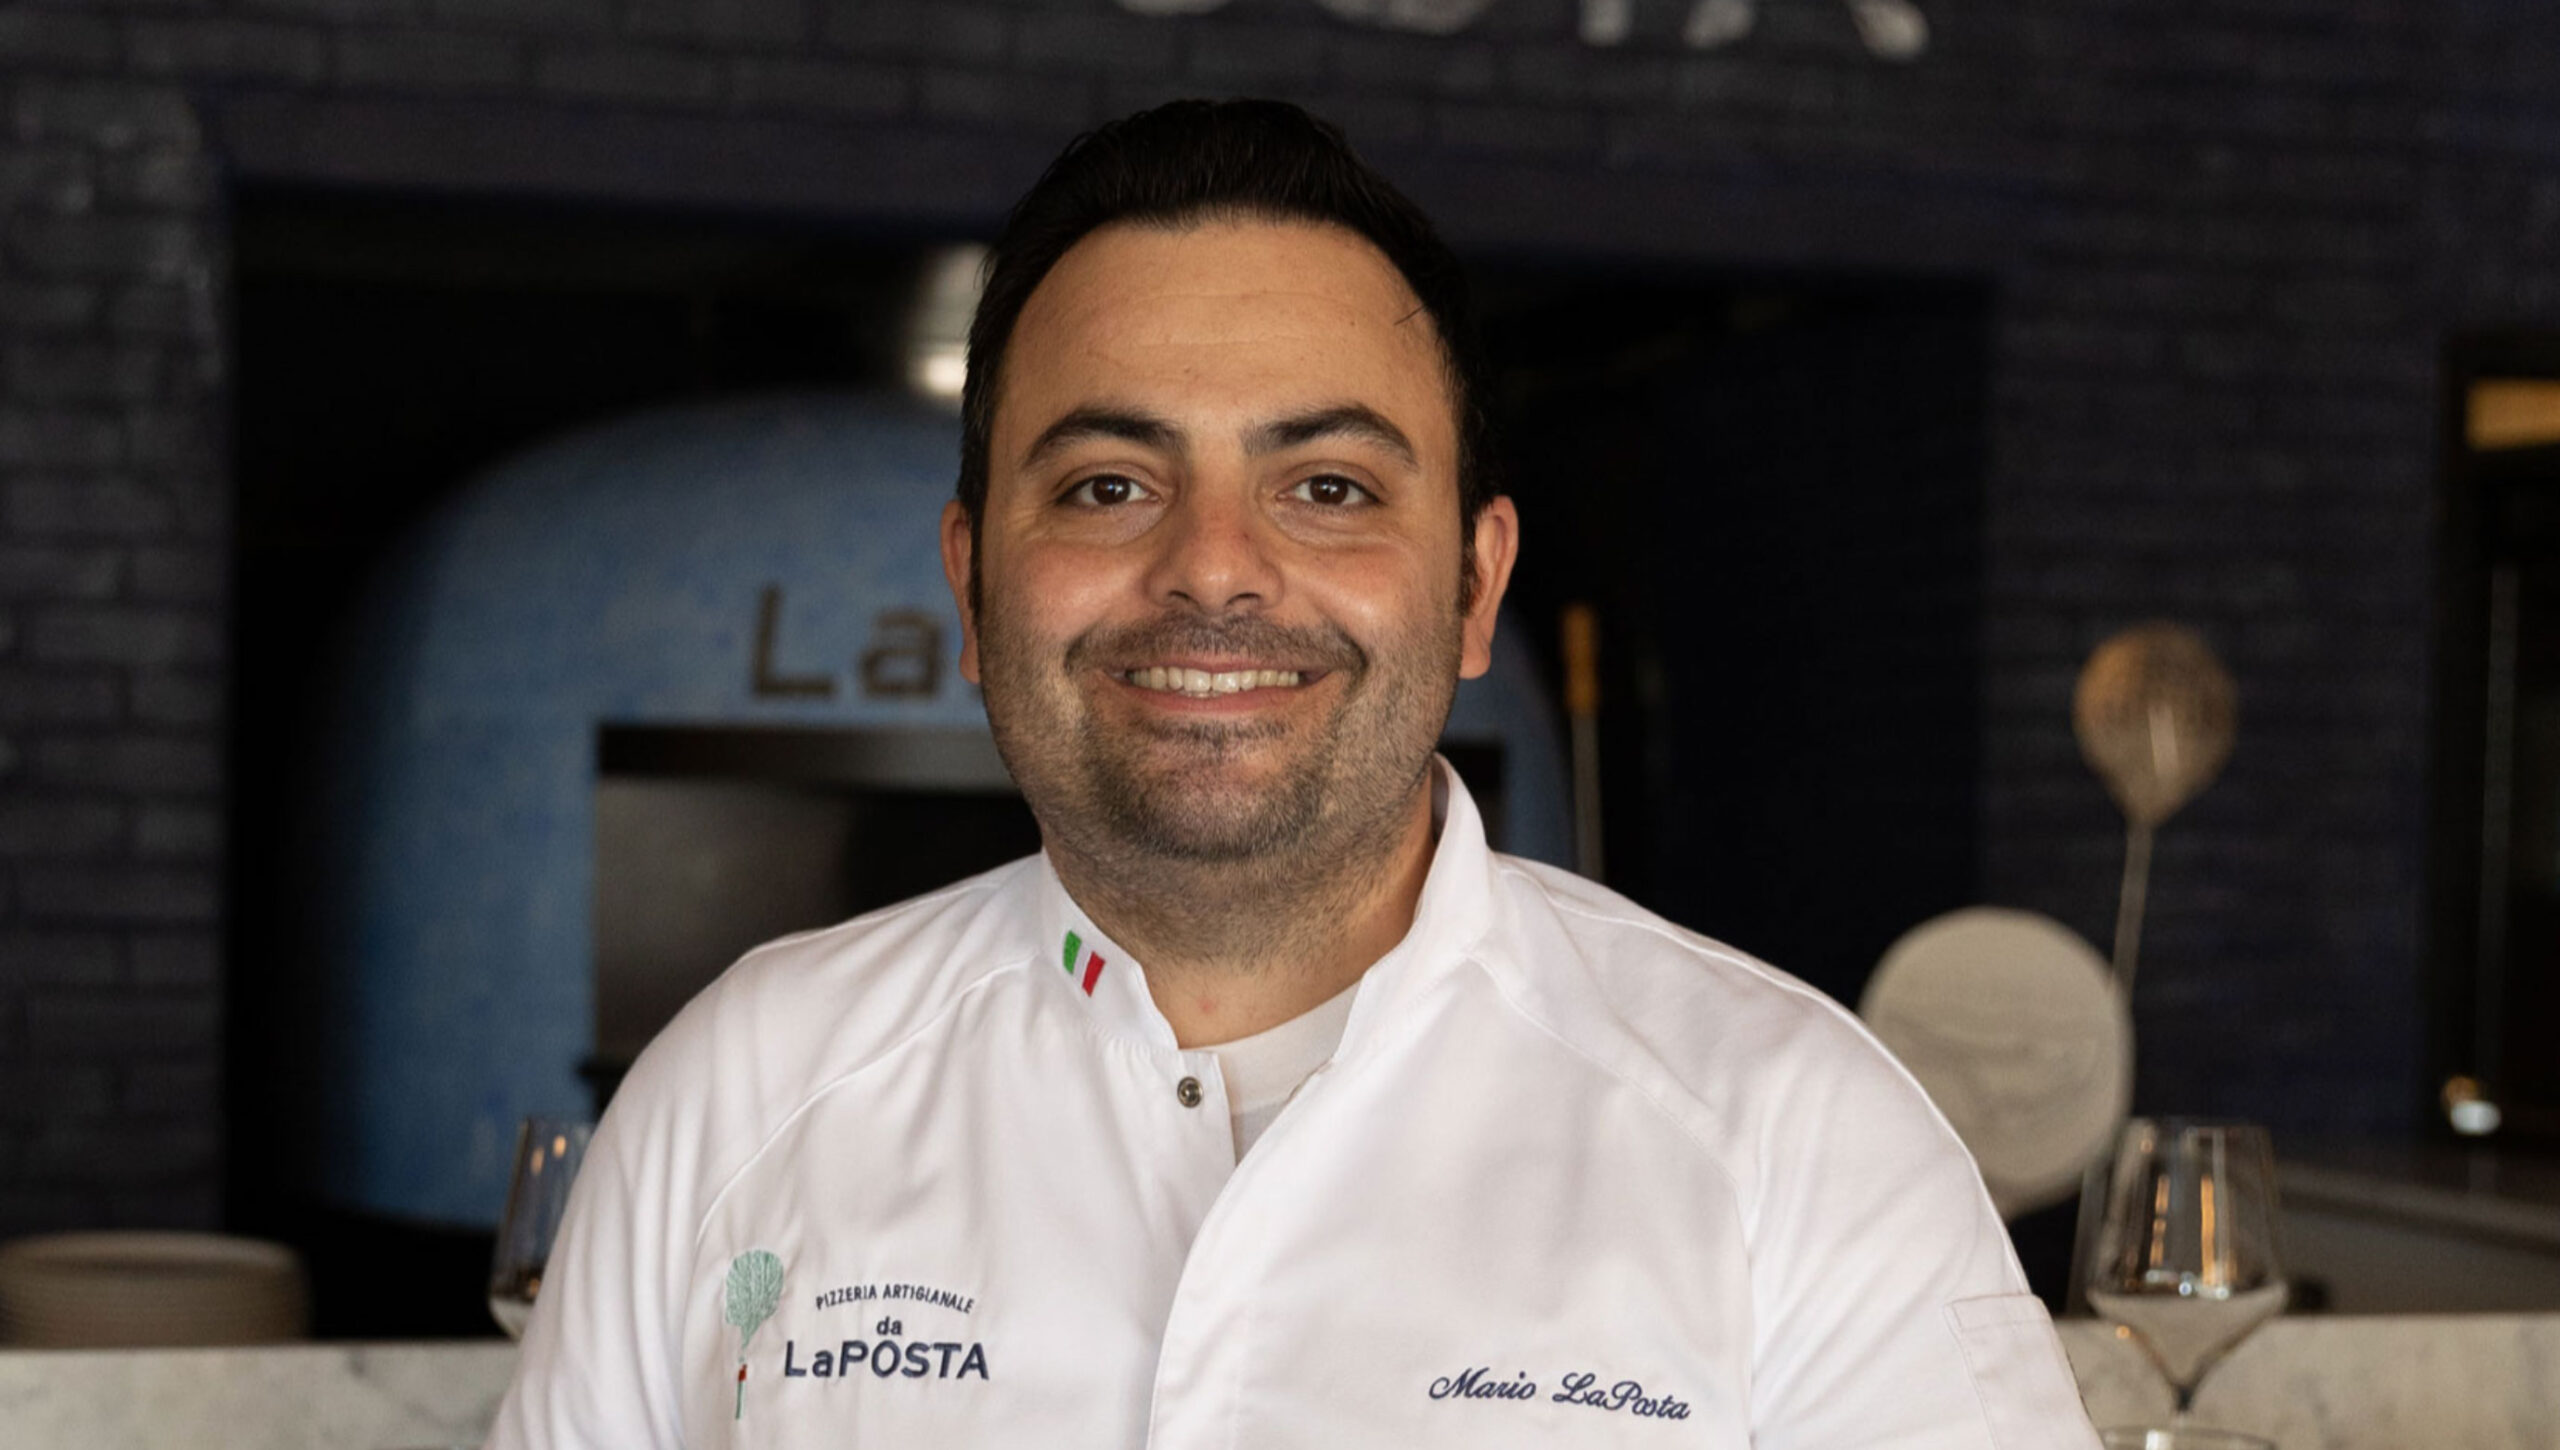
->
<box><xmin>957</xmin><ymin>210</ymin><xmax>1504</xmax><ymax>1054</ymax></box>
<box><xmin>490</xmin><ymin>101</ymin><xmax>2100</xmax><ymax>1449</ymax></box>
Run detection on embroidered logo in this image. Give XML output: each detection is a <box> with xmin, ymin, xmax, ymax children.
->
<box><xmin>1062</xmin><ymin>929</ymin><xmax>1106</xmax><ymax>996</ymax></box>
<box><xmin>788</xmin><ymin>1279</ymin><xmax>991</xmax><ymax>1384</ymax></box>
<box><xmin>723</xmin><ymin>1250</ymin><xmax>785</xmax><ymax>1419</ymax></box>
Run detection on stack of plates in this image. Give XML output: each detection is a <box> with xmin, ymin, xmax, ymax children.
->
<box><xmin>0</xmin><ymin>1232</ymin><xmax>309</xmax><ymax>1347</ymax></box>
<box><xmin>1859</xmin><ymin>907</ymin><xmax>2132</xmax><ymax>1221</ymax></box>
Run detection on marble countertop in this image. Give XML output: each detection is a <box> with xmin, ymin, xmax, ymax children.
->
<box><xmin>0</xmin><ymin>1340</ymin><xmax>514</xmax><ymax>1450</ymax></box>
<box><xmin>2059</xmin><ymin>1315</ymin><xmax>2560</xmax><ymax>1450</ymax></box>
<box><xmin>2</xmin><ymin>1316</ymin><xmax>2555</xmax><ymax>1449</ymax></box>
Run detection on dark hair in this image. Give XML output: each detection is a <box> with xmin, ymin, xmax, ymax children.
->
<box><xmin>958</xmin><ymin>99</ymin><xmax>1497</xmax><ymax>543</ymax></box>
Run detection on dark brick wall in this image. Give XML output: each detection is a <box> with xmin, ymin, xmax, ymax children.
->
<box><xmin>0</xmin><ymin>22</ymin><xmax>229</xmax><ymax>1230</ymax></box>
<box><xmin>0</xmin><ymin>0</ymin><xmax>2551</xmax><ymax>1230</ymax></box>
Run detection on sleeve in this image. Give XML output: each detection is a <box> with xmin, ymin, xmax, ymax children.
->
<box><xmin>1745</xmin><ymin>1022</ymin><xmax>2101</xmax><ymax>1450</ymax></box>
<box><xmin>484</xmin><ymin>1045</ymin><xmax>708</xmax><ymax>1450</ymax></box>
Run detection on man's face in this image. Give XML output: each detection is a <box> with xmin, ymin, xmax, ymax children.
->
<box><xmin>941</xmin><ymin>218</ymin><xmax>1517</xmax><ymax>867</ymax></box>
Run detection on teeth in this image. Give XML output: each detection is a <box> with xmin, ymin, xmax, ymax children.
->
<box><xmin>1127</xmin><ymin>667</ymin><xmax>1304</xmax><ymax>697</ymax></box>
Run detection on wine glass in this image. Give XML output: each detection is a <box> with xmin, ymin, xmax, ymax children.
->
<box><xmin>2099</xmin><ymin>1431</ymin><xmax>2274</xmax><ymax>1450</ymax></box>
<box><xmin>2084</xmin><ymin>1119</ymin><xmax>2286</xmax><ymax>1421</ymax></box>
<box><xmin>487</xmin><ymin>1117</ymin><xmax>592</xmax><ymax>1339</ymax></box>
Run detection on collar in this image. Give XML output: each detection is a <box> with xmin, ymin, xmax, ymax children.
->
<box><xmin>1031</xmin><ymin>755</ymin><xmax>1501</xmax><ymax>1059</ymax></box>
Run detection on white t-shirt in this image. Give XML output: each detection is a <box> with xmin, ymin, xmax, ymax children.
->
<box><xmin>1205</xmin><ymin>978</ymin><xmax>1360</xmax><ymax>1157</ymax></box>
<box><xmin>490</xmin><ymin>762</ymin><xmax>2098</xmax><ymax>1450</ymax></box>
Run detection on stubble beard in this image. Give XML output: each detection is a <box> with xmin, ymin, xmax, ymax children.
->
<box><xmin>977</xmin><ymin>599</ymin><xmax>1462</xmax><ymax>906</ymax></box>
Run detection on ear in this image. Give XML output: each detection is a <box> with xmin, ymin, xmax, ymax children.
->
<box><xmin>939</xmin><ymin>499</ymin><xmax>982</xmax><ymax>685</ymax></box>
<box><xmin>1458</xmin><ymin>496</ymin><xmax>1519</xmax><ymax>681</ymax></box>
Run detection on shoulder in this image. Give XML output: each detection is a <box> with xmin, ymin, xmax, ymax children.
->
<box><xmin>597</xmin><ymin>856</ymin><xmax>1046</xmax><ymax>1204</ymax></box>
<box><xmin>701</xmin><ymin>854</ymin><xmax>1043</xmax><ymax>1046</ymax></box>
<box><xmin>1484</xmin><ymin>852</ymin><xmax>1910</xmax><ymax>1085</ymax></box>
<box><xmin>1479</xmin><ymin>855</ymin><xmax>1980</xmax><ymax>1198</ymax></box>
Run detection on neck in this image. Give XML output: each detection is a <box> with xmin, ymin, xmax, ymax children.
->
<box><xmin>1049</xmin><ymin>779</ymin><xmax>1439</xmax><ymax>1049</ymax></box>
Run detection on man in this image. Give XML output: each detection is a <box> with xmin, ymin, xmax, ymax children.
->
<box><xmin>491</xmin><ymin>100</ymin><xmax>2099</xmax><ymax>1449</ymax></box>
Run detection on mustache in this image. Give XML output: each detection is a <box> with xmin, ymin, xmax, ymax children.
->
<box><xmin>1064</xmin><ymin>612</ymin><xmax>1367</xmax><ymax>676</ymax></box>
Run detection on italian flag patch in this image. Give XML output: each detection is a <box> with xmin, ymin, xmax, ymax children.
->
<box><xmin>1062</xmin><ymin>930</ymin><xmax>1106</xmax><ymax>996</ymax></box>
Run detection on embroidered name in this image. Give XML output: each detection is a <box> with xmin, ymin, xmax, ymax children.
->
<box><xmin>1429</xmin><ymin>1367</ymin><xmax>1538</xmax><ymax>1400</ymax></box>
<box><xmin>1552</xmin><ymin>1372</ymin><xmax>1690</xmax><ymax>1420</ymax></box>
<box><xmin>1426</xmin><ymin>1366</ymin><xmax>1691</xmax><ymax>1421</ymax></box>
<box><xmin>783</xmin><ymin>1337</ymin><xmax>990</xmax><ymax>1381</ymax></box>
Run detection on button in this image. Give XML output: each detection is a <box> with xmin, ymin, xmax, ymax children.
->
<box><xmin>1176</xmin><ymin>1076</ymin><xmax>1203</xmax><ymax>1108</ymax></box>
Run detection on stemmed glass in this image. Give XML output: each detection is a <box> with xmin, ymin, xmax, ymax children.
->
<box><xmin>487</xmin><ymin>1117</ymin><xmax>592</xmax><ymax>1339</ymax></box>
<box><xmin>2084</xmin><ymin>1119</ymin><xmax>2287</xmax><ymax>1422</ymax></box>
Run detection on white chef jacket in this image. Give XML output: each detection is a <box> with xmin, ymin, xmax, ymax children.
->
<box><xmin>490</xmin><ymin>763</ymin><xmax>2098</xmax><ymax>1449</ymax></box>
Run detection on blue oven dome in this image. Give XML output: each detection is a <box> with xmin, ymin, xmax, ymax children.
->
<box><xmin>302</xmin><ymin>391</ymin><xmax>1569</xmax><ymax>1227</ymax></box>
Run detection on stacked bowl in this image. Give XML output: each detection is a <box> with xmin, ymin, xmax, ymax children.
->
<box><xmin>0</xmin><ymin>1233</ymin><xmax>308</xmax><ymax>1347</ymax></box>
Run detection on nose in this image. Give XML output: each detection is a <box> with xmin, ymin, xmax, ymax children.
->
<box><xmin>1144</xmin><ymin>481</ymin><xmax>1281</xmax><ymax>615</ymax></box>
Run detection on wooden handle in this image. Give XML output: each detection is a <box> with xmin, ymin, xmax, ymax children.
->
<box><xmin>1562</xmin><ymin>604</ymin><xmax>1600</xmax><ymax>717</ymax></box>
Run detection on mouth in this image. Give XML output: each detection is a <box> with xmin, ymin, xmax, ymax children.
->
<box><xmin>1116</xmin><ymin>665</ymin><xmax>1315</xmax><ymax>699</ymax></box>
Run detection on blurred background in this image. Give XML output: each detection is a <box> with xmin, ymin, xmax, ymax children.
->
<box><xmin>0</xmin><ymin>0</ymin><xmax>2555</xmax><ymax>1338</ymax></box>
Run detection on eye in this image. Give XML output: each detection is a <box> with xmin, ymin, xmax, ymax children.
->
<box><xmin>1062</xmin><ymin>474</ymin><xmax>1153</xmax><ymax>507</ymax></box>
<box><xmin>1288</xmin><ymin>474</ymin><xmax>1376</xmax><ymax>507</ymax></box>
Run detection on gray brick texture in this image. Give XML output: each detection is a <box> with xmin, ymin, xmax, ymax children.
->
<box><xmin>428</xmin><ymin>0</ymin><xmax>613</xmax><ymax>34</ymax></box>
<box><xmin>0</xmin><ymin>11</ymin><xmax>116</xmax><ymax>71</ymax></box>
<box><xmin>822</xmin><ymin>1</ymin><xmax>1009</xmax><ymax>66</ymax></box>
<box><xmin>625</xmin><ymin>0</ymin><xmax>808</xmax><ymax>48</ymax></box>
<box><xmin>335</xmin><ymin>28</ymin><xmax>527</xmax><ymax>93</ymax></box>
<box><xmin>726</xmin><ymin>55</ymin><xmax>910</xmax><ymax>117</ymax></box>
<box><xmin>125</xmin><ymin>20</ymin><xmax>332</xmax><ymax>84</ymax></box>
<box><xmin>535</xmin><ymin>42</ymin><xmax>724</xmax><ymax>105</ymax></box>
<box><xmin>0</xmin><ymin>60</ymin><xmax>231</xmax><ymax>1230</ymax></box>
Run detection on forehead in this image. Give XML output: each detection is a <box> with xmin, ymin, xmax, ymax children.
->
<box><xmin>993</xmin><ymin>218</ymin><xmax>1458</xmax><ymax>457</ymax></box>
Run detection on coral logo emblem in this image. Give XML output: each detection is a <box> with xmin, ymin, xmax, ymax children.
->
<box><xmin>724</xmin><ymin>1250</ymin><xmax>785</xmax><ymax>1420</ymax></box>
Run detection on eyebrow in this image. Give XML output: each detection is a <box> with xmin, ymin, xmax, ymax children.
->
<box><xmin>1020</xmin><ymin>406</ymin><xmax>1185</xmax><ymax>471</ymax></box>
<box><xmin>1244</xmin><ymin>404</ymin><xmax>1418</xmax><ymax>468</ymax></box>
<box><xmin>1017</xmin><ymin>402</ymin><xmax>1420</xmax><ymax>472</ymax></box>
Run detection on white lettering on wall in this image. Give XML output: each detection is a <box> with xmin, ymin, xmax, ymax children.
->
<box><xmin>1116</xmin><ymin>0</ymin><xmax>1928</xmax><ymax>61</ymax></box>
<box><xmin>1313</xmin><ymin>0</ymin><xmax>1497</xmax><ymax>35</ymax></box>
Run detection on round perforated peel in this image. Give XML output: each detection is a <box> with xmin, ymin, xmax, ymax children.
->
<box><xmin>1859</xmin><ymin>908</ymin><xmax>2132</xmax><ymax>1220</ymax></box>
<box><xmin>2073</xmin><ymin>623</ymin><xmax>2236</xmax><ymax>829</ymax></box>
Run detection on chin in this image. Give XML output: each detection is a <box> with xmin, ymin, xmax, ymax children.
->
<box><xmin>1102</xmin><ymin>776</ymin><xmax>1326</xmax><ymax>864</ymax></box>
